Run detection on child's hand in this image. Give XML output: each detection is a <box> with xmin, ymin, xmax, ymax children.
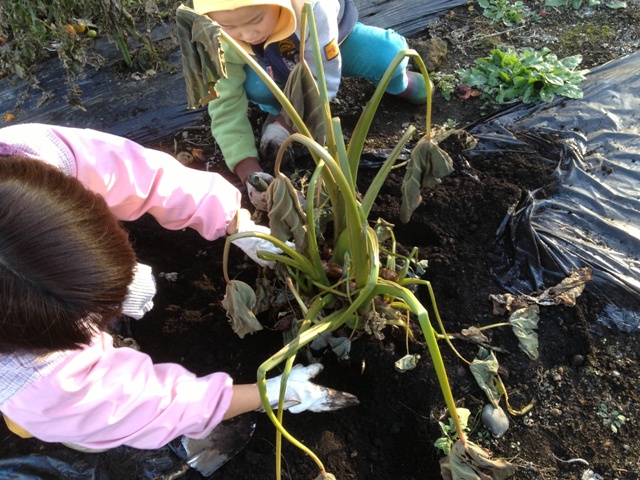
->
<box><xmin>259</xmin><ymin>115</ymin><xmax>294</xmax><ymax>163</ymax></box>
<box><xmin>262</xmin><ymin>363</ymin><xmax>360</xmax><ymax>413</ymax></box>
<box><xmin>231</xmin><ymin>214</ymin><xmax>281</xmax><ymax>268</ymax></box>
<box><xmin>246</xmin><ymin>171</ymin><xmax>274</xmax><ymax>211</ymax></box>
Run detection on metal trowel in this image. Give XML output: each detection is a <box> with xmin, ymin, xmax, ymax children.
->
<box><xmin>153</xmin><ymin>413</ymin><xmax>257</xmax><ymax>479</ymax></box>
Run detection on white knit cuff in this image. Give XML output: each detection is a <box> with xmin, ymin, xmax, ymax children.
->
<box><xmin>122</xmin><ymin>263</ymin><xmax>156</xmax><ymax>320</ymax></box>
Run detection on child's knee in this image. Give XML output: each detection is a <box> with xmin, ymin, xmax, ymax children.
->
<box><xmin>341</xmin><ymin>23</ymin><xmax>410</xmax><ymax>92</ymax></box>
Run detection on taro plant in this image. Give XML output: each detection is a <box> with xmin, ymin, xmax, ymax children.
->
<box><xmin>191</xmin><ymin>3</ymin><xmax>518</xmax><ymax>479</ymax></box>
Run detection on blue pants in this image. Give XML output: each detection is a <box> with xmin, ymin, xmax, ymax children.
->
<box><xmin>244</xmin><ymin>22</ymin><xmax>410</xmax><ymax>115</ymax></box>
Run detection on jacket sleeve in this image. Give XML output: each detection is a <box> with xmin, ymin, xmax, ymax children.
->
<box><xmin>48</xmin><ymin>125</ymin><xmax>241</xmax><ymax>241</ymax></box>
<box><xmin>207</xmin><ymin>45</ymin><xmax>260</xmax><ymax>172</ymax></box>
<box><xmin>0</xmin><ymin>332</ymin><xmax>234</xmax><ymax>450</ymax></box>
<box><xmin>302</xmin><ymin>0</ymin><xmax>343</xmax><ymax>99</ymax></box>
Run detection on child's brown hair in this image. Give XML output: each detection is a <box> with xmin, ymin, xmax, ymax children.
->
<box><xmin>0</xmin><ymin>156</ymin><xmax>136</xmax><ymax>353</ymax></box>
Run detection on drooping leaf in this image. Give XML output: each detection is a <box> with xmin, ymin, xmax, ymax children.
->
<box><xmin>254</xmin><ymin>277</ymin><xmax>275</xmax><ymax>315</ymax></box>
<box><xmin>400</xmin><ymin>135</ymin><xmax>454</xmax><ymax>223</ymax></box>
<box><xmin>282</xmin><ymin>62</ymin><xmax>325</xmax><ymax>145</ymax></box>
<box><xmin>509</xmin><ymin>305</ymin><xmax>539</xmax><ymax>360</ymax></box>
<box><xmin>221</xmin><ymin>280</ymin><xmax>263</xmax><ymax>338</ymax></box>
<box><xmin>400</xmin><ymin>130</ymin><xmax>476</xmax><ymax>223</ymax></box>
<box><xmin>469</xmin><ymin>347</ymin><xmax>502</xmax><ymax>408</ymax></box>
<box><xmin>372</xmin><ymin>217</ymin><xmax>395</xmax><ymax>243</ymax></box>
<box><xmin>267</xmin><ymin>176</ymin><xmax>308</xmax><ymax>252</ymax></box>
<box><xmin>490</xmin><ymin>267</ymin><xmax>591</xmax><ymax>310</ymax></box>
<box><xmin>395</xmin><ymin>354</ymin><xmax>421</xmax><ymax>372</ymax></box>
<box><xmin>176</xmin><ymin>6</ymin><xmax>226</xmax><ymax>109</ymax></box>
<box><xmin>440</xmin><ymin>440</ymin><xmax>516</xmax><ymax>480</ymax></box>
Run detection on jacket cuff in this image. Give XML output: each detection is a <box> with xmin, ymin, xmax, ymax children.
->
<box><xmin>233</xmin><ymin>157</ymin><xmax>262</xmax><ymax>184</ymax></box>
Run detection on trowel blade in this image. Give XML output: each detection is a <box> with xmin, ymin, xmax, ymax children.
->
<box><xmin>182</xmin><ymin>413</ymin><xmax>256</xmax><ymax>477</ymax></box>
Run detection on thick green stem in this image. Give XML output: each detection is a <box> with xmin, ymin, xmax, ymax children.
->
<box><xmin>400</xmin><ymin>277</ymin><xmax>471</xmax><ymax>364</ymax></box>
<box><xmin>278</xmin><ymin>133</ymin><xmax>370</xmax><ymax>288</ymax></box>
<box><xmin>375</xmin><ymin>280</ymin><xmax>467</xmax><ymax>445</ymax></box>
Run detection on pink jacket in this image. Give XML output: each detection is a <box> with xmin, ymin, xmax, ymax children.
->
<box><xmin>0</xmin><ymin>123</ymin><xmax>239</xmax><ymax>449</ymax></box>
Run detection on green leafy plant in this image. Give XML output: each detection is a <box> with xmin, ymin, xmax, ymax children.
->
<box><xmin>544</xmin><ymin>0</ymin><xmax>626</xmax><ymax>9</ymax></box>
<box><xmin>434</xmin><ymin>408</ymin><xmax>471</xmax><ymax>455</ymax></box>
<box><xmin>458</xmin><ymin>46</ymin><xmax>589</xmax><ymax>105</ymax></box>
<box><xmin>597</xmin><ymin>402</ymin><xmax>626</xmax><ymax>433</ymax></box>
<box><xmin>431</xmin><ymin>71</ymin><xmax>459</xmax><ymax>101</ymax></box>
<box><xmin>477</xmin><ymin>0</ymin><xmax>527</xmax><ymax>26</ymax></box>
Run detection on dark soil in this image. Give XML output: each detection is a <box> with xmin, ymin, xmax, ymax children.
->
<box><xmin>2</xmin><ymin>2</ymin><xmax>639</xmax><ymax>480</ymax></box>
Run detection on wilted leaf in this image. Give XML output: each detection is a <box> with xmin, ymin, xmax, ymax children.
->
<box><xmin>221</xmin><ymin>280</ymin><xmax>263</xmax><ymax>338</ymax></box>
<box><xmin>491</xmin><ymin>268</ymin><xmax>591</xmax><ymax>312</ymax></box>
<box><xmin>400</xmin><ymin>135</ymin><xmax>455</xmax><ymax>223</ymax></box>
<box><xmin>176</xmin><ymin>6</ymin><xmax>226</xmax><ymax>109</ymax></box>
<box><xmin>373</xmin><ymin>217</ymin><xmax>395</xmax><ymax>243</ymax></box>
<box><xmin>508</xmin><ymin>305</ymin><xmax>539</xmax><ymax>360</ymax></box>
<box><xmin>489</xmin><ymin>293</ymin><xmax>530</xmax><ymax>315</ymax></box>
<box><xmin>461</xmin><ymin>326</ymin><xmax>490</xmax><ymax>344</ymax></box>
<box><xmin>254</xmin><ymin>277</ymin><xmax>274</xmax><ymax>314</ymax></box>
<box><xmin>469</xmin><ymin>347</ymin><xmax>502</xmax><ymax>408</ymax></box>
<box><xmin>309</xmin><ymin>331</ymin><xmax>352</xmax><ymax>360</ymax></box>
<box><xmin>282</xmin><ymin>62</ymin><xmax>324</xmax><ymax>145</ymax></box>
<box><xmin>440</xmin><ymin>440</ymin><xmax>516</xmax><ymax>480</ymax></box>
<box><xmin>395</xmin><ymin>354</ymin><xmax>421</xmax><ymax>372</ymax></box>
<box><xmin>536</xmin><ymin>267</ymin><xmax>591</xmax><ymax>306</ymax></box>
<box><xmin>267</xmin><ymin>176</ymin><xmax>307</xmax><ymax>251</ymax></box>
<box><xmin>411</xmin><ymin>259</ymin><xmax>430</xmax><ymax>276</ymax></box>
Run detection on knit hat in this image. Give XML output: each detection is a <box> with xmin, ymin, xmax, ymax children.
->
<box><xmin>192</xmin><ymin>0</ymin><xmax>297</xmax><ymax>46</ymax></box>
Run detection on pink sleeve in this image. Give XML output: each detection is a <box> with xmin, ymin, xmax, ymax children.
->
<box><xmin>52</xmin><ymin>125</ymin><xmax>241</xmax><ymax>241</ymax></box>
<box><xmin>1</xmin><ymin>333</ymin><xmax>234</xmax><ymax>450</ymax></box>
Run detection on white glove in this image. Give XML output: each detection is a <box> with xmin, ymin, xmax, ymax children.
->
<box><xmin>246</xmin><ymin>171</ymin><xmax>274</xmax><ymax>212</ymax></box>
<box><xmin>264</xmin><ymin>363</ymin><xmax>359</xmax><ymax>414</ymax></box>
<box><xmin>231</xmin><ymin>217</ymin><xmax>282</xmax><ymax>268</ymax></box>
<box><xmin>259</xmin><ymin>119</ymin><xmax>292</xmax><ymax>164</ymax></box>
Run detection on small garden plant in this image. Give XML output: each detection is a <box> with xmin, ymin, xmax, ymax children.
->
<box><xmin>597</xmin><ymin>402</ymin><xmax>626</xmax><ymax>434</ymax></box>
<box><xmin>477</xmin><ymin>0</ymin><xmax>528</xmax><ymax>26</ymax></box>
<box><xmin>434</xmin><ymin>408</ymin><xmax>472</xmax><ymax>455</ymax></box>
<box><xmin>457</xmin><ymin>46</ymin><xmax>589</xmax><ymax>105</ymax></box>
<box><xmin>544</xmin><ymin>0</ymin><xmax>626</xmax><ymax>9</ymax></box>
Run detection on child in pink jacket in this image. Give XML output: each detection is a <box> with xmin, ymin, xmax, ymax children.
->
<box><xmin>0</xmin><ymin>123</ymin><xmax>356</xmax><ymax>452</ymax></box>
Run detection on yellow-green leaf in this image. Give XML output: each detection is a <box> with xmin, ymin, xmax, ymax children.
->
<box><xmin>469</xmin><ymin>347</ymin><xmax>502</xmax><ymax>408</ymax></box>
<box><xmin>509</xmin><ymin>305</ymin><xmax>539</xmax><ymax>360</ymax></box>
